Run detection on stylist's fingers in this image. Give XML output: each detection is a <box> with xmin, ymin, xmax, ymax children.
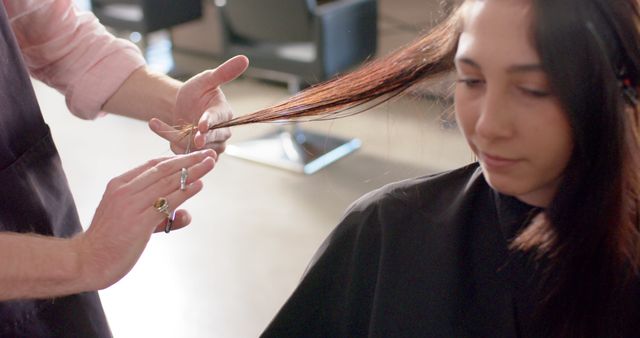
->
<box><xmin>206</xmin><ymin>128</ymin><xmax>232</xmax><ymax>145</ymax></box>
<box><xmin>153</xmin><ymin>209</ymin><xmax>192</xmax><ymax>233</ymax></box>
<box><xmin>150</xmin><ymin>199</ymin><xmax>198</xmax><ymax>233</ymax></box>
<box><xmin>195</xmin><ymin>131</ymin><xmax>230</xmax><ymax>154</ymax></box>
<box><xmin>200</xmin><ymin>139</ymin><xmax>228</xmax><ymax>154</ymax></box>
<box><xmin>145</xmin><ymin>177</ymin><xmax>203</xmax><ymax>233</ymax></box>
<box><xmin>142</xmin><ymin>155</ymin><xmax>215</xmax><ymax>205</ymax></box>
<box><xmin>194</xmin><ymin>112</ymin><xmax>211</xmax><ymax>149</ymax></box>
<box><xmin>194</xmin><ymin>108</ymin><xmax>233</xmax><ymax>150</ymax></box>
<box><xmin>196</xmin><ymin>55</ymin><xmax>249</xmax><ymax>89</ymax></box>
<box><xmin>133</xmin><ymin>154</ymin><xmax>214</xmax><ymax>233</ymax></box>
<box><xmin>114</xmin><ymin>156</ymin><xmax>172</xmax><ymax>184</ymax></box>
<box><xmin>145</xmin><ymin>185</ymin><xmax>199</xmax><ymax>233</ymax></box>
<box><xmin>125</xmin><ymin>149</ymin><xmax>216</xmax><ymax>197</ymax></box>
<box><xmin>148</xmin><ymin>118</ymin><xmax>191</xmax><ymax>154</ymax></box>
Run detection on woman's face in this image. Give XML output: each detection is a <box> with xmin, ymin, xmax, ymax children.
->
<box><xmin>454</xmin><ymin>0</ymin><xmax>574</xmax><ymax>207</ymax></box>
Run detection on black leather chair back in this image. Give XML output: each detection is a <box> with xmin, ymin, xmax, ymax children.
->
<box><xmin>91</xmin><ymin>0</ymin><xmax>202</xmax><ymax>33</ymax></box>
<box><xmin>220</xmin><ymin>0</ymin><xmax>317</xmax><ymax>43</ymax></box>
<box><xmin>216</xmin><ymin>0</ymin><xmax>376</xmax><ymax>88</ymax></box>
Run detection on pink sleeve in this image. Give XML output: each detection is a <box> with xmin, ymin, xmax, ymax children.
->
<box><xmin>4</xmin><ymin>0</ymin><xmax>147</xmax><ymax>119</ymax></box>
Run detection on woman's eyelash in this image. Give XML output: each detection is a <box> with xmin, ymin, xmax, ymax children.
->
<box><xmin>456</xmin><ymin>78</ymin><xmax>485</xmax><ymax>86</ymax></box>
<box><xmin>456</xmin><ymin>78</ymin><xmax>551</xmax><ymax>98</ymax></box>
<box><xmin>518</xmin><ymin>87</ymin><xmax>550</xmax><ymax>97</ymax></box>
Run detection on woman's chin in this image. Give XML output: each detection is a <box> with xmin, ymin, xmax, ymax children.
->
<box><xmin>483</xmin><ymin>172</ymin><xmax>525</xmax><ymax>197</ymax></box>
<box><xmin>485</xmin><ymin>176</ymin><xmax>553</xmax><ymax>207</ymax></box>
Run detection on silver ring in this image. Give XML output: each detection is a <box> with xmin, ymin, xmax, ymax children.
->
<box><xmin>180</xmin><ymin>167</ymin><xmax>188</xmax><ymax>191</ymax></box>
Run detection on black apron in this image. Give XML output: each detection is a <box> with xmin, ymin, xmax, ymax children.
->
<box><xmin>0</xmin><ymin>3</ymin><xmax>111</xmax><ymax>337</ymax></box>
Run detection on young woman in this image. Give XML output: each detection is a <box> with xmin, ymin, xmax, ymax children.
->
<box><xmin>214</xmin><ymin>0</ymin><xmax>640</xmax><ymax>336</ymax></box>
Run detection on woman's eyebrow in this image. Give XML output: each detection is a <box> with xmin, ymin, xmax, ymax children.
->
<box><xmin>454</xmin><ymin>57</ymin><xmax>480</xmax><ymax>69</ymax></box>
<box><xmin>507</xmin><ymin>64</ymin><xmax>544</xmax><ymax>74</ymax></box>
<box><xmin>455</xmin><ymin>56</ymin><xmax>544</xmax><ymax>74</ymax></box>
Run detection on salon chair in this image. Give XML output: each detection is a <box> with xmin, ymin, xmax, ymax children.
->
<box><xmin>216</xmin><ymin>0</ymin><xmax>378</xmax><ymax>174</ymax></box>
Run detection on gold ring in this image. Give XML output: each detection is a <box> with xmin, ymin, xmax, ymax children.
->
<box><xmin>153</xmin><ymin>197</ymin><xmax>170</xmax><ymax>215</ymax></box>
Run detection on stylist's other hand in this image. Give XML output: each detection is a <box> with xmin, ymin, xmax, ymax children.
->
<box><xmin>73</xmin><ymin>149</ymin><xmax>216</xmax><ymax>290</ymax></box>
<box><xmin>149</xmin><ymin>55</ymin><xmax>249</xmax><ymax>154</ymax></box>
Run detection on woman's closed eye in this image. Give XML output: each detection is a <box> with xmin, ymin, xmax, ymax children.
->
<box><xmin>456</xmin><ymin>78</ymin><xmax>486</xmax><ymax>88</ymax></box>
<box><xmin>517</xmin><ymin>86</ymin><xmax>551</xmax><ymax>98</ymax></box>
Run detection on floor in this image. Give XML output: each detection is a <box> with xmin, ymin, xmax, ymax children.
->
<box><xmin>36</xmin><ymin>1</ymin><xmax>470</xmax><ymax>337</ymax></box>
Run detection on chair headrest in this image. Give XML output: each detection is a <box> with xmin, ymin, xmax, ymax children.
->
<box><xmin>220</xmin><ymin>0</ymin><xmax>316</xmax><ymax>43</ymax></box>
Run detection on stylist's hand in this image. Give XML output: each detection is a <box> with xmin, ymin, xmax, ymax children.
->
<box><xmin>150</xmin><ymin>55</ymin><xmax>249</xmax><ymax>155</ymax></box>
<box><xmin>73</xmin><ymin>149</ymin><xmax>216</xmax><ymax>290</ymax></box>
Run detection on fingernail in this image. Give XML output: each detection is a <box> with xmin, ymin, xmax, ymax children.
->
<box><xmin>200</xmin><ymin>113</ymin><xmax>210</xmax><ymax>130</ymax></box>
<box><xmin>199</xmin><ymin>149</ymin><xmax>215</xmax><ymax>157</ymax></box>
<box><xmin>194</xmin><ymin>134</ymin><xmax>205</xmax><ymax>148</ymax></box>
<box><xmin>202</xmin><ymin>156</ymin><xmax>216</xmax><ymax>164</ymax></box>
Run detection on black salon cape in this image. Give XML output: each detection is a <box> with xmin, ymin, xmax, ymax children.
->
<box><xmin>262</xmin><ymin>163</ymin><xmax>542</xmax><ymax>338</ymax></box>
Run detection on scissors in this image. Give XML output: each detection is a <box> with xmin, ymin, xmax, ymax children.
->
<box><xmin>180</xmin><ymin>127</ymin><xmax>193</xmax><ymax>191</ymax></box>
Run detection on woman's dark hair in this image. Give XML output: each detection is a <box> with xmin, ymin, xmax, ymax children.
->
<box><xmin>512</xmin><ymin>0</ymin><xmax>640</xmax><ymax>336</ymax></box>
<box><xmin>207</xmin><ymin>0</ymin><xmax>640</xmax><ymax>335</ymax></box>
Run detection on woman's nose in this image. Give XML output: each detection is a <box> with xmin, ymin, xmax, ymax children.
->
<box><xmin>475</xmin><ymin>87</ymin><xmax>514</xmax><ymax>140</ymax></box>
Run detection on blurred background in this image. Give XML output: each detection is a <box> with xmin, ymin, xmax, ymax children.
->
<box><xmin>35</xmin><ymin>0</ymin><xmax>469</xmax><ymax>336</ymax></box>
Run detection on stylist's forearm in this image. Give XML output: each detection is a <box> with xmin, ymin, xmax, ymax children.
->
<box><xmin>102</xmin><ymin>66</ymin><xmax>181</xmax><ymax>122</ymax></box>
<box><xmin>0</xmin><ymin>233</ymin><xmax>87</xmax><ymax>301</ymax></box>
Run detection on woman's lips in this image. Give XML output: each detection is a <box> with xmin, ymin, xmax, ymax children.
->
<box><xmin>479</xmin><ymin>152</ymin><xmax>520</xmax><ymax>170</ymax></box>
